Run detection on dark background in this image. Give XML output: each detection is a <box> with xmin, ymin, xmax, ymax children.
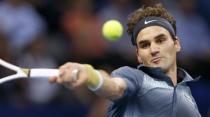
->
<box><xmin>0</xmin><ymin>0</ymin><xmax>209</xmax><ymax>116</ymax></box>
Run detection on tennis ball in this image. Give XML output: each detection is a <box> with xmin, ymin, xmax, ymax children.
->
<box><xmin>102</xmin><ymin>20</ymin><xmax>123</xmax><ymax>41</ymax></box>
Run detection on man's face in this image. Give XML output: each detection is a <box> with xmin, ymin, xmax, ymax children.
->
<box><xmin>136</xmin><ymin>26</ymin><xmax>181</xmax><ymax>72</ymax></box>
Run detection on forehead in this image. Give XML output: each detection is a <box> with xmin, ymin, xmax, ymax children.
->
<box><xmin>136</xmin><ymin>26</ymin><xmax>171</xmax><ymax>42</ymax></box>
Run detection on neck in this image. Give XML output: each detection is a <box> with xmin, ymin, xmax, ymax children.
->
<box><xmin>165</xmin><ymin>63</ymin><xmax>177</xmax><ymax>86</ymax></box>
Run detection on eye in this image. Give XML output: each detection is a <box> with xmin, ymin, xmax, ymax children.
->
<box><xmin>156</xmin><ymin>37</ymin><xmax>166</xmax><ymax>44</ymax></box>
<box><xmin>139</xmin><ymin>42</ymin><xmax>150</xmax><ymax>49</ymax></box>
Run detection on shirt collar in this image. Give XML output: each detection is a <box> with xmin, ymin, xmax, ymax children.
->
<box><xmin>137</xmin><ymin>65</ymin><xmax>200</xmax><ymax>86</ymax></box>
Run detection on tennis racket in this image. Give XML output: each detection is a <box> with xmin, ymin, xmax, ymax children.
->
<box><xmin>0</xmin><ymin>59</ymin><xmax>59</xmax><ymax>84</ymax></box>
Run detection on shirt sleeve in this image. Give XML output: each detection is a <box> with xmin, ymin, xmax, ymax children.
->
<box><xmin>111</xmin><ymin>66</ymin><xmax>144</xmax><ymax>101</ymax></box>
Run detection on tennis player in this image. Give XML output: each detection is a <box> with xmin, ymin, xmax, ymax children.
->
<box><xmin>49</xmin><ymin>4</ymin><xmax>201</xmax><ymax>117</ymax></box>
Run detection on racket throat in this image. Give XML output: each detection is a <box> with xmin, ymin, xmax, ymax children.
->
<box><xmin>22</xmin><ymin>68</ymin><xmax>30</xmax><ymax>77</ymax></box>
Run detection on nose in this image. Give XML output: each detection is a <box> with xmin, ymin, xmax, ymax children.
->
<box><xmin>150</xmin><ymin>43</ymin><xmax>159</xmax><ymax>56</ymax></box>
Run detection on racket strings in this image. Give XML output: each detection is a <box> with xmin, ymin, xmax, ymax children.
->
<box><xmin>0</xmin><ymin>65</ymin><xmax>17</xmax><ymax>79</ymax></box>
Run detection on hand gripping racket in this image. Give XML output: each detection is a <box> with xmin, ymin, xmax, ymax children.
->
<box><xmin>0</xmin><ymin>59</ymin><xmax>59</xmax><ymax>84</ymax></box>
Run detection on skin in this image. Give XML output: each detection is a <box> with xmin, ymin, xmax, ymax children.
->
<box><xmin>49</xmin><ymin>62</ymin><xmax>126</xmax><ymax>100</ymax></box>
<box><xmin>136</xmin><ymin>26</ymin><xmax>181</xmax><ymax>85</ymax></box>
<box><xmin>49</xmin><ymin>25</ymin><xmax>181</xmax><ymax>101</ymax></box>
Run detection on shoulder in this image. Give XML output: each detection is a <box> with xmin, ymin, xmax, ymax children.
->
<box><xmin>111</xmin><ymin>66</ymin><xmax>145</xmax><ymax>84</ymax></box>
<box><xmin>111</xmin><ymin>66</ymin><xmax>143</xmax><ymax>77</ymax></box>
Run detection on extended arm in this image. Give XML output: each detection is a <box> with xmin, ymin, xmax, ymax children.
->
<box><xmin>49</xmin><ymin>62</ymin><xmax>127</xmax><ymax>101</ymax></box>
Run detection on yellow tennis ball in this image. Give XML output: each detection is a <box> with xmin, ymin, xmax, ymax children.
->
<box><xmin>102</xmin><ymin>20</ymin><xmax>123</xmax><ymax>41</ymax></box>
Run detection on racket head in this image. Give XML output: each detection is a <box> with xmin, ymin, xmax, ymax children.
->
<box><xmin>0</xmin><ymin>59</ymin><xmax>58</xmax><ymax>84</ymax></box>
<box><xmin>0</xmin><ymin>59</ymin><xmax>28</xmax><ymax>84</ymax></box>
<box><xmin>0</xmin><ymin>74</ymin><xmax>23</xmax><ymax>84</ymax></box>
<box><xmin>0</xmin><ymin>59</ymin><xmax>20</xmax><ymax>71</ymax></box>
<box><xmin>0</xmin><ymin>71</ymin><xmax>28</xmax><ymax>84</ymax></box>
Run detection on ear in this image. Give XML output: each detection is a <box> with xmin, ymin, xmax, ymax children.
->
<box><xmin>136</xmin><ymin>48</ymin><xmax>143</xmax><ymax>64</ymax></box>
<box><xmin>174</xmin><ymin>36</ymin><xmax>181</xmax><ymax>52</ymax></box>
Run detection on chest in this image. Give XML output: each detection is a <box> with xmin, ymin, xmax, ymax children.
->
<box><xmin>136</xmin><ymin>75</ymin><xmax>198</xmax><ymax>114</ymax></box>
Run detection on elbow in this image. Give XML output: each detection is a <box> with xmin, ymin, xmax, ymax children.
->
<box><xmin>109</xmin><ymin>84</ymin><xmax>125</xmax><ymax>101</ymax></box>
<box><xmin>108</xmin><ymin>79</ymin><xmax>126</xmax><ymax>101</ymax></box>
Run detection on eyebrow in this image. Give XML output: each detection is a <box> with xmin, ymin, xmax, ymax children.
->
<box><xmin>138</xmin><ymin>33</ymin><xmax>166</xmax><ymax>45</ymax></box>
<box><xmin>154</xmin><ymin>34</ymin><xmax>166</xmax><ymax>39</ymax></box>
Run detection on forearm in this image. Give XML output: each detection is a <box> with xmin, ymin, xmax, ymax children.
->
<box><xmin>94</xmin><ymin>70</ymin><xmax>126</xmax><ymax>100</ymax></box>
<box><xmin>49</xmin><ymin>62</ymin><xmax>126</xmax><ymax>101</ymax></box>
<box><xmin>85</xmin><ymin>65</ymin><xmax>126</xmax><ymax>101</ymax></box>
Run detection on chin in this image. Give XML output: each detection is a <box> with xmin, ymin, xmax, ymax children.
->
<box><xmin>150</xmin><ymin>63</ymin><xmax>167</xmax><ymax>70</ymax></box>
<box><xmin>149</xmin><ymin>62</ymin><xmax>162</xmax><ymax>67</ymax></box>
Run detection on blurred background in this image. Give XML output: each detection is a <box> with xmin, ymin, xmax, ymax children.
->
<box><xmin>0</xmin><ymin>0</ymin><xmax>209</xmax><ymax>116</ymax></box>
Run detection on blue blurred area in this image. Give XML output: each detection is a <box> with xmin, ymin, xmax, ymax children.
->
<box><xmin>0</xmin><ymin>104</ymin><xmax>88</xmax><ymax>117</ymax></box>
<box><xmin>0</xmin><ymin>0</ymin><xmax>209</xmax><ymax>116</ymax></box>
<box><xmin>188</xmin><ymin>78</ymin><xmax>210</xmax><ymax>116</ymax></box>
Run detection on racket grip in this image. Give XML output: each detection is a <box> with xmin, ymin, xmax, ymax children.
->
<box><xmin>30</xmin><ymin>69</ymin><xmax>59</xmax><ymax>78</ymax></box>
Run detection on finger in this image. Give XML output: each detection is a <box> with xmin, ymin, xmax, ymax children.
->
<box><xmin>59</xmin><ymin>63</ymin><xmax>73</xmax><ymax>80</ymax></box>
<box><xmin>49</xmin><ymin>76</ymin><xmax>57</xmax><ymax>83</ymax></box>
<box><xmin>59</xmin><ymin>64</ymin><xmax>66</xmax><ymax>71</ymax></box>
<box><xmin>57</xmin><ymin>77</ymin><xmax>64</xmax><ymax>84</ymax></box>
<box><xmin>71</xmin><ymin>69</ymin><xmax>80</xmax><ymax>82</ymax></box>
<box><xmin>70</xmin><ymin>71</ymin><xmax>88</xmax><ymax>88</ymax></box>
<box><xmin>57</xmin><ymin>62</ymin><xmax>82</xmax><ymax>88</ymax></box>
<box><xmin>61</xmin><ymin>68</ymin><xmax>73</xmax><ymax>83</ymax></box>
<box><xmin>61</xmin><ymin>62</ymin><xmax>73</xmax><ymax>69</ymax></box>
<box><xmin>62</xmin><ymin>67</ymin><xmax>78</xmax><ymax>83</ymax></box>
<box><xmin>63</xmin><ymin>69</ymin><xmax>80</xmax><ymax>89</ymax></box>
<box><xmin>59</xmin><ymin>65</ymin><xmax>67</xmax><ymax>77</ymax></box>
<box><xmin>59</xmin><ymin>69</ymin><xmax>65</xmax><ymax>78</ymax></box>
<box><xmin>59</xmin><ymin>63</ymin><xmax>71</xmax><ymax>75</ymax></box>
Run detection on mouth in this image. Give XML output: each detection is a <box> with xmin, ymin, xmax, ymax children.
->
<box><xmin>151</xmin><ymin>57</ymin><xmax>162</xmax><ymax>64</ymax></box>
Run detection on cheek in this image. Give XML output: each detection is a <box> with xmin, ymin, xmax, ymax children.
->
<box><xmin>163</xmin><ymin>44</ymin><xmax>177</xmax><ymax>59</ymax></box>
<box><xmin>137</xmin><ymin>50</ymin><xmax>149</xmax><ymax>63</ymax></box>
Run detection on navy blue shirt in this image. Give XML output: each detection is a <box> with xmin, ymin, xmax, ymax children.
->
<box><xmin>108</xmin><ymin>66</ymin><xmax>201</xmax><ymax>117</ymax></box>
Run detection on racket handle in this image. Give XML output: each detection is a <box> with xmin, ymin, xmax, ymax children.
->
<box><xmin>30</xmin><ymin>69</ymin><xmax>59</xmax><ymax>78</ymax></box>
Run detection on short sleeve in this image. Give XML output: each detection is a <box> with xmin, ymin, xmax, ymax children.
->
<box><xmin>111</xmin><ymin>66</ymin><xmax>144</xmax><ymax>101</ymax></box>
